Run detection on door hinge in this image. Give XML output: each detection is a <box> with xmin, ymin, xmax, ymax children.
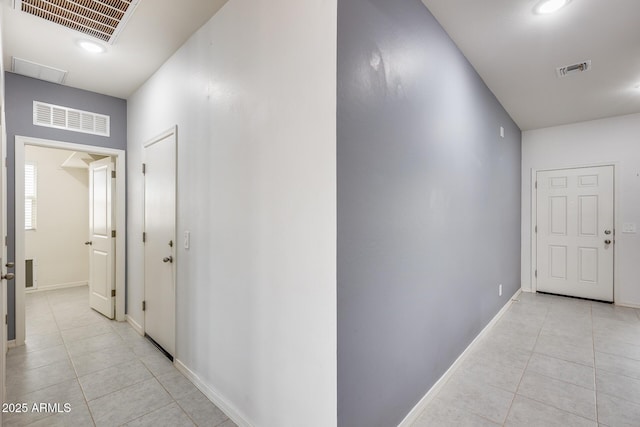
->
<box><xmin>535</xmin><ymin>270</ymin><xmax>538</xmax><ymax>278</ymax></box>
<box><xmin>111</xmin><ymin>170</ymin><xmax>116</xmax><ymax>179</ymax></box>
<box><xmin>111</xmin><ymin>289</ymin><xmax>116</xmax><ymax>297</ymax></box>
<box><xmin>535</xmin><ymin>225</ymin><xmax>537</xmax><ymax>233</ymax></box>
<box><xmin>4</xmin><ymin>157</ymin><xmax>7</xmax><ymax>168</ymax></box>
<box><xmin>142</xmin><ymin>232</ymin><xmax>146</xmax><ymax>243</ymax></box>
<box><xmin>5</xmin><ymin>314</ymin><xmax>7</xmax><ymax>325</ymax></box>
<box><xmin>535</xmin><ymin>181</ymin><xmax>538</xmax><ymax>189</ymax></box>
<box><xmin>142</xmin><ymin>163</ymin><xmax>146</xmax><ymax>174</ymax></box>
<box><xmin>4</xmin><ymin>236</ymin><xmax>7</xmax><ymax>246</ymax></box>
<box><xmin>111</xmin><ymin>230</ymin><xmax>116</xmax><ymax>238</ymax></box>
<box><xmin>142</xmin><ymin>301</ymin><xmax>146</xmax><ymax>311</ymax></box>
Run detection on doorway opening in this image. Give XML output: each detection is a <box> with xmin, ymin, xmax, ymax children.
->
<box><xmin>14</xmin><ymin>136</ymin><xmax>126</xmax><ymax>347</ymax></box>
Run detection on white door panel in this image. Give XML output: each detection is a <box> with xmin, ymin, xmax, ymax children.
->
<box><xmin>536</xmin><ymin>166</ymin><xmax>614</xmax><ymax>301</ymax></box>
<box><xmin>88</xmin><ymin>158</ymin><xmax>115</xmax><ymax>318</ymax></box>
<box><xmin>144</xmin><ymin>130</ymin><xmax>176</xmax><ymax>357</ymax></box>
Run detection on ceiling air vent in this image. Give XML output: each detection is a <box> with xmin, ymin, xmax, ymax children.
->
<box><xmin>33</xmin><ymin>101</ymin><xmax>110</xmax><ymax>137</ymax></box>
<box><xmin>556</xmin><ymin>60</ymin><xmax>592</xmax><ymax>78</ymax></box>
<box><xmin>14</xmin><ymin>0</ymin><xmax>141</xmax><ymax>44</ymax></box>
<box><xmin>12</xmin><ymin>57</ymin><xmax>67</xmax><ymax>84</ymax></box>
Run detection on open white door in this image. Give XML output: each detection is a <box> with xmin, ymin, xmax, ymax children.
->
<box><xmin>143</xmin><ymin>128</ymin><xmax>176</xmax><ymax>357</ymax></box>
<box><xmin>536</xmin><ymin>166</ymin><xmax>614</xmax><ymax>302</ymax></box>
<box><xmin>88</xmin><ymin>158</ymin><xmax>115</xmax><ymax>318</ymax></box>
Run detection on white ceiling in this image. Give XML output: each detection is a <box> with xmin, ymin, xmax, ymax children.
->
<box><xmin>422</xmin><ymin>0</ymin><xmax>640</xmax><ymax>130</ymax></box>
<box><xmin>2</xmin><ymin>0</ymin><xmax>228</xmax><ymax>99</ymax></box>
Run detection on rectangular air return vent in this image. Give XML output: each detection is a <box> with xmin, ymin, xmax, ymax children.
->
<box><xmin>556</xmin><ymin>60</ymin><xmax>592</xmax><ymax>78</ymax></box>
<box><xmin>33</xmin><ymin>101</ymin><xmax>110</xmax><ymax>137</ymax></box>
<box><xmin>12</xmin><ymin>57</ymin><xmax>67</xmax><ymax>84</ymax></box>
<box><xmin>14</xmin><ymin>0</ymin><xmax>141</xmax><ymax>44</ymax></box>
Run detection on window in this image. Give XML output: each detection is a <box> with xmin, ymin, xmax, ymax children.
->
<box><xmin>25</xmin><ymin>162</ymin><xmax>37</xmax><ymax>230</ymax></box>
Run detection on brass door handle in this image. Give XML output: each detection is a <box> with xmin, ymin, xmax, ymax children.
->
<box><xmin>2</xmin><ymin>273</ymin><xmax>15</xmax><ymax>281</ymax></box>
<box><xmin>604</xmin><ymin>239</ymin><xmax>612</xmax><ymax>245</ymax></box>
<box><xmin>5</xmin><ymin>262</ymin><xmax>14</xmax><ymax>268</ymax></box>
<box><xmin>84</xmin><ymin>241</ymin><xmax>93</xmax><ymax>246</ymax></box>
<box><xmin>163</xmin><ymin>256</ymin><xmax>173</xmax><ymax>263</ymax></box>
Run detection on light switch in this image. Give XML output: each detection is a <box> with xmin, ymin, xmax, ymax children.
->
<box><xmin>622</xmin><ymin>223</ymin><xmax>637</xmax><ymax>234</ymax></box>
<box><xmin>184</xmin><ymin>231</ymin><xmax>190</xmax><ymax>249</ymax></box>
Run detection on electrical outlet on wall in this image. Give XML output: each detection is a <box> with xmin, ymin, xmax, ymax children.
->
<box><xmin>499</xmin><ymin>284</ymin><xmax>503</xmax><ymax>296</ymax></box>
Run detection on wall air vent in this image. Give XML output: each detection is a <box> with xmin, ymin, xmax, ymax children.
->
<box><xmin>556</xmin><ymin>60</ymin><xmax>592</xmax><ymax>78</ymax></box>
<box><xmin>33</xmin><ymin>101</ymin><xmax>110</xmax><ymax>137</ymax></box>
<box><xmin>14</xmin><ymin>0</ymin><xmax>141</xmax><ymax>44</ymax></box>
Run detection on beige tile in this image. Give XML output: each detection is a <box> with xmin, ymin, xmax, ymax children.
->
<box><xmin>595</xmin><ymin>351</ymin><xmax>640</xmax><ymax>380</ymax></box>
<box><xmin>177</xmin><ymin>390</ymin><xmax>229</xmax><ymax>427</ymax></box>
<box><xmin>79</xmin><ymin>359</ymin><xmax>153</xmax><ymax>401</ymax></box>
<box><xmin>124</xmin><ymin>402</ymin><xmax>195</xmax><ymax>427</ymax></box>
<box><xmin>597</xmin><ymin>392</ymin><xmax>640</xmax><ymax>427</ymax></box>
<box><xmin>157</xmin><ymin>370</ymin><xmax>199</xmax><ymax>400</ymax></box>
<box><xmin>436</xmin><ymin>375</ymin><xmax>515</xmax><ymax>424</ymax></box>
<box><xmin>414</xmin><ymin>396</ymin><xmax>500</xmax><ymax>427</ymax></box>
<box><xmin>71</xmin><ymin>344</ymin><xmax>137</xmax><ymax>376</ymax></box>
<box><xmin>88</xmin><ymin>378</ymin><xmax>172</xmax><ymax>427</ymax></box>
<box><xmin>517</xmin><ymin>371</ymin><xmax>596</xmax><ymax>420</ymax></box>
<box><xmin>505</xmin><ymin>395</ymin><xmax>596</xmax><ymax>427</ymax></box>
<box><xmin>596</xmin><ymin>370</ymin><xmax>640</xmax><ymax>405</ymax></box>
<box><xmin>140</xmin><ymin>352</ymin><xmax>175</xmax><ymax>377</ymax></box>
<box><xmin>6</xmin><ymin>359</ymin><xmax>76</xmax><ymax>399</ymax></box>
<box><xmin>534</xmin><ymin>334</ymin><xmax>594</xmax><ymax>367</ymax></box>
<box><xmin>526</xmin><ymin>353</ymin><xmax>595</xmax><ymax>390</ymax></box>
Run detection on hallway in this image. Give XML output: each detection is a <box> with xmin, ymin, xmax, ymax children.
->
<box><xmin>4</xmin><ymin>286</ymin><xmax>235</xmax><ymax>427</ymax></box>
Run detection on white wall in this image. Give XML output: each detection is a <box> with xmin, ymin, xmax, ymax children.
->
<box><xmin>24</xmin><ymin>146</ymin><xmax>89</xmax><ymax>289</ymax></box>
<box><xmin>521</xmin><ymin>113</ymin><xmax>640</xmax><ymax>306</ymax></box>
<box><xmin>126</xmin><ymin>0</ymin><xmax>337</xmax><ymax>426</ymax></box>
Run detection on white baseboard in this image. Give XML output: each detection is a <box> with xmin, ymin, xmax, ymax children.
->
<box><xmin>26</xmin><ymin>281</ymin><xmax>87</xmax><ymax>293</ymax></box>
<box><xmin>125</xmin><ymin>315</ymin><xmax>144</xmax><ymax>335</ymax></box>
<box><xmin>7</xmin><ymin>340</ymin><xmax>16</xmax><ymax>349</ymax></box>
<box><xmin>398</xmin><ymin>289</ymin><xmax>522</xmax><ymax>427</ymax></box>
<box><xmin>616</xmin><ymin>301</ymin><xmax>640</xmax><ymax>309</ymax></box>
<box><xmin>174</xmin><ymin>359</ymin><xmax>253</xmax><ymax>427</ymax></box>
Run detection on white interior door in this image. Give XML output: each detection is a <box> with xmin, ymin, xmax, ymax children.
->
<box><xmin>144</xmin><ymin>130</ymin><xmax>176</xmax><ymax>356</ymax></box>
<box><xmin>88</xmin><ymin>158</ymin><xmax>115</xmax><ymax>318</ymax></box>
<box><xmin>536</xmin><ymin>166</ymin><xmax>614</xmax><ymax>301</ymax></box>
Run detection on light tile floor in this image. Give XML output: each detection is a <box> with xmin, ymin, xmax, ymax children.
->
<box><xmin>413</xmin><ymin>292</ymin><xmax>640</xmax><ymax>427</ymax></box>
<box><xmin>4</xmin><ymin>286</ymin><xmax>236</xmax><ymax>427</ymax></box>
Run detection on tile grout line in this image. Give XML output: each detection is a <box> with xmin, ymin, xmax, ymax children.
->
<box><xmin>501</xmin><ymin>296</ymin><xmax>550</xmax><ymax>427</ymax></box>
<box><xmin>48</xmin><ymin>290</ymin><xmax>99</xmax><ymax>427</ymax></box>
<box><xmin>590</xmin><ymin>302</ymin><xmax>600</xmax><ymax>425</ymax></box>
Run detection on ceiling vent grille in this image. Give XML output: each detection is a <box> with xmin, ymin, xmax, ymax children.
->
<box><xmin>33</xmin><ymin>101</ymin><xmax>110</xmax><ymax>137</ymax></box>
<box><xmin>14</xmin><ymin>0</ymin><xmax>141</xmax><ymax>44</ymax></box>
<box><xmin>556</xmin><ymin>60</ymin><xmax>592</xmax><ymax>78</ymax></box>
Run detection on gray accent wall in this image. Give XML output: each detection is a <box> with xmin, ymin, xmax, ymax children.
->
<box><xmin>337</xmin><ymin>1</ymin><xmax>521</xmax><ymax>426</ymax></box>
<box><xmin>4</xmin><ymin>72</ymin><xmax>126</xmax><ymax>340</ymax></box>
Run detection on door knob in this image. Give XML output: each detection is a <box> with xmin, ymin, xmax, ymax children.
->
<box><xmin>163</xmin><ymin>256</ymin><xmax>173</xmax><ymax>263</ymax></box>
<box><xmin>604</xmin><ymin>230</ymin><xmax>612</xmax><ymax>235</ymax></box>
<box><xmin>2</xmin><ymin>273</ymin><xmax>15</xmax><ymax>281</ymax></box>
<box><xmin>604</xmin><ymin>239</ymin><xmax>612</xmax><ymax>245</ymax></box>
<box><xmin>84</xmin><ymin>241</ymin><xmax>93</xmax><ymax>246</ymax></box>
<box><xmin>5</xmin><ymin>262</ymin><xmax>14</xmax><ymax>268</ymax></box>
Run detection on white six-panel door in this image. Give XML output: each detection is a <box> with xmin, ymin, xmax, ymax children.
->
<box><xmin>143</xmin><ymin>129</ymin><xmax>176</xmax><ymax>357</ymax></box>
<box><xmin>536</xmin><ymin>166</ymin><xmax>614</xmax><ymax>301</ymax></box>
<box><xmin>88</xmin><ymin>158</ymin><xmax>115</xmax><ymax>318</ymax></box>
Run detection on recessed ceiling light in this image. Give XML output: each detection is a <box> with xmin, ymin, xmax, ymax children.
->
<box><xmin>78</xmin><ymin>40</ymin><xmax>106</xmax><ymax>54</ymax></box>
<box><xmin>535</xmin><ymin>0</ymin><xmax>570</xmax><ymax>14</ymax></box>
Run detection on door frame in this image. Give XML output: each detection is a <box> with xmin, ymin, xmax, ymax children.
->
<box><xmin>142</xmin><ymin>126</ymin><xmax>177</xmax><ymax>356</ymax></box>
<box><xmin>14</xmin><ymin>135</ymin><xmax>126</xmax><ymax>346</ymax></box>
<box><xmin>530</xmin><ymin>162</ymin><xmax>619</xmax><ymax>302</ymax></box>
